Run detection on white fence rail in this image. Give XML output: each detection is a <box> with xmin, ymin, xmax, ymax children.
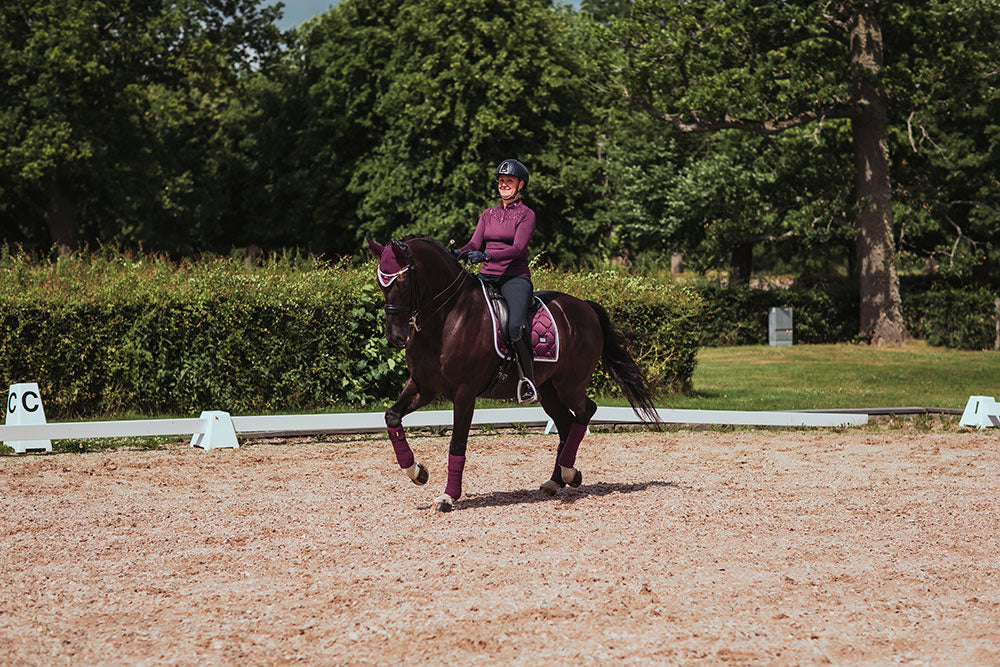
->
<box><xmin>2</xmin><ymin>406</ymin><xmax>869</xmax><ymax>454</ymax></box>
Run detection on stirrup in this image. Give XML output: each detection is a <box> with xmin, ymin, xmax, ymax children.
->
<box><xmin>517</xmin><ymin>377</ymin><xmax>539</xmax><ymax>404</ymax></box>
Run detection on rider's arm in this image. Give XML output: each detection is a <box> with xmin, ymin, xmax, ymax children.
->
<box><xmin>478</xmin><ymin>208</ymin><xmax>535</xmax><ymax>262</ymax></box>
<box><xmin>457</xmin><ymin>211</ymin><xmax>488</xmax><ymax>253</ymax></box>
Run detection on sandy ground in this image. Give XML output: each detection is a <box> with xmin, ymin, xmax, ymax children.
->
<box><xmin>2</xmin><ymin>424</ymin><xmax>999</xmax><ymax>666</ymax></box>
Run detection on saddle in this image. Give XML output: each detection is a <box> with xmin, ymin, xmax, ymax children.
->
<box><xmin>480</xmin><ymin>279</ymin><xmax>560</xmax><ymax>362</ymax></box>
<box><xmin>477</xmin><ymin>279</ymin><xmax>559</xmax><ymax>399</ymax></box>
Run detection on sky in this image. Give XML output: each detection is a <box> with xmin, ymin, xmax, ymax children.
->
<box><xmin>272</xmin><ymin>0</ymin><xmax>581</xmax><ymax>31</ymax></box>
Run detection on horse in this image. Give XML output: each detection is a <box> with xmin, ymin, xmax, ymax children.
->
<box><xmin>367</xmin><ymin>235</ymin><xmax>661</xmax><ymax>512</ymax></box>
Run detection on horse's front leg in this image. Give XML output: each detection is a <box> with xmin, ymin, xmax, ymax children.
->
<box><xmin>434</xmin><ymin>386</ymin><xmax>477</xmax><ymax>513</ymax></box>
<box><xmin>385</xmin><ymin>378</ymin><xmax>435</xmax><ymax>485</ymax></box>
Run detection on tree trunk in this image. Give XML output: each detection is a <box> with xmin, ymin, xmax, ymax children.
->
<box><xmin>849</xmin><ymin>5</ymin><xmax>906</xmax><ymax>344</ymax></box>
<box><xmin>728</xmin><ymin>241</ymin><xmax>752</xmax><ymax>286</ymax></box>
<box><xmin>44</xmin><ymin>173</ymin><xmax>78</xmax><ymax>253</ymax></box>
<box><xmin>670</xmin><ymin>251</ymin><xmax>684</xmax><ymax>274</ymax></box>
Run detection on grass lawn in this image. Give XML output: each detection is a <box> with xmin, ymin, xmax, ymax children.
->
<box><xmin>665</xmin><ymin>340</ymin><xmax>1000</xmax><ymax>412</ymax></box>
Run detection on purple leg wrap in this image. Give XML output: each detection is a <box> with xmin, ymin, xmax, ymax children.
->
<box><xmin>387</xmin><ymin>426</ymin><xmax>414</xmax><ymax>469</ymax></box>
<box><xmin>557</xmin><ymin>423</ymin><xmax>588</xmax><ymax>469</ymax></box>
<box><xmin>445</xmin><ymin>454</ymin><xmax>466</xmax><ymax>500</ymax></box>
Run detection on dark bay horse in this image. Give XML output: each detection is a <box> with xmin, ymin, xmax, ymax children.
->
<box><xmin>367</xmin><ymin>235</ymin><xmax>660</xmax><ymax>511</ymax></box>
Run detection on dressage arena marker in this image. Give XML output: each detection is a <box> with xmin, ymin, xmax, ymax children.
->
<box><xmin>959</xmin><ymin>395</ymin><xmax>1000</xmax><ymax>428</ymax></box>
<box><xmin>2</xmin><ymin>385</ymin><xmax>241</xmax><ymax>451</ymax></box>
<box><xmin>5</xmin><ymin>383</ymin><xmax>52</xmax><ymax>453</ymax></box>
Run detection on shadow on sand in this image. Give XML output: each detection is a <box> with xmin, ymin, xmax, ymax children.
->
<box><xmin>418</xmin><ymin>479</ymin><xmax>679</xmax><ymax>512</ymax></box>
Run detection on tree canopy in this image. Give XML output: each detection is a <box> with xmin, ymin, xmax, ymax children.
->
<box><xmin>607</xmin><ymin>0</ymin><xmax>1000</xmax><ymax>342</ymax></box>
<box><xmin>1</xmin><ymin>0</ymin><xmax>998</xmax><ymax>344</ymax></box>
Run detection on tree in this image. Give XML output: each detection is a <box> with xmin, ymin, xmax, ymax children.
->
<box><xmin>883</xmin><ymin>2</ymin><xmax>1000</xmax><ymax>286</ymax></box>
<box><xmin>0</xmin><ymin>0</ymin><xmax>282</xmax><ymax>251</ymax></box>
<box><xmin>241</xmin><ymin>0</ymin><xmax>612</xmax><ymax>261</ymax></box>
<box><xmin>612</xmin><ymin>0</ymin><xmax>1000</xmax><ymax>343</ymax></box>
<box><xmin>603</xmin><ymin>100</ymin><xmax>856</xmax><ymax>284</ymax></box>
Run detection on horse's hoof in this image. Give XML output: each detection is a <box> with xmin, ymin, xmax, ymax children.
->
<box><xmin>414</xmin><ymin>463</ymin><xmax>428</xmax><ymax>485</ymax></box>
<box><xmin>434</xmin><ymin>494</ymin><xmax>454</xmax><ymax>512</ymax></box>
<box><xmin>539</xmin><ymin>480</ymin><xmax>560</xmax><ymax>496</ymax></box>
<box><xmin>404</xmin><ymin>463</ymin><xmax>428</xmax><ymax>485</ymax></box>
<box><xmin>560</xmin><ymin>465</ymin><xmax>582</xmax><ymax>487</ymax></box>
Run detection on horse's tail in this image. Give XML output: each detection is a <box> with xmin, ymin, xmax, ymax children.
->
<box><xmin>587</xmin><ymin>300</ymin><xmax>662</xmax><ymax>428</ymax></box>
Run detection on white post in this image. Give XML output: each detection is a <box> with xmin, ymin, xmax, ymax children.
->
<box><xmin>4</xmin><ymin>383</ymin><xmax>53</xmax><ymax>453</ymax></box>
<box><xmin>190</xmin><ymin>411</ymin><xmax>240</xmax><ymax>449</ymax></box>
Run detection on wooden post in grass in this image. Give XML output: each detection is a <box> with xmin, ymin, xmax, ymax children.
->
<box><xmin>994</xmin><ymin>297</ymin><xmax>999</xmax><ymax>351</ymax></box>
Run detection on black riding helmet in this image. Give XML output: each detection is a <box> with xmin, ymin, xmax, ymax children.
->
<box><xmin>495</xmin><ymin>159</ymin><xmax>529</xmax><ymax>189</ymax></box>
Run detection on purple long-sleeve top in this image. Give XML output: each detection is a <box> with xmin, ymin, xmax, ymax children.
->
<box><xmin>458</xmin><ymin>200</ymin><xmax>536</xmax><ymax>277</ymax></box>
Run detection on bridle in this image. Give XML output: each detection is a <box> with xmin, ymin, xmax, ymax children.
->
<box><xmin>379</xmin><ymin>242</ymin><xmax>468</xmax><ymax>333</ymax></box>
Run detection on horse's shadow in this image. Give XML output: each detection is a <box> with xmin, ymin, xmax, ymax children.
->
<box><xmin>418</xmin><ymin>479</ymin><xmax>679</xmax><ymax>512</ymax></box>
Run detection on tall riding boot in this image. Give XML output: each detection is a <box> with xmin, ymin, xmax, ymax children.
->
<box><xmin>511</xmin><ymin>330</ymin><xmax>538</xmax><ymax>404</ymax></box>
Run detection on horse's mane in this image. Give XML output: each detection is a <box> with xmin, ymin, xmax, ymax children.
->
<box><xmin>399</xmin><ymin>234</ymin><xmax>456</xmax><ymax>263</ymax></box>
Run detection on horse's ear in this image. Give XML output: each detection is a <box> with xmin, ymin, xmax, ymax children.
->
<box><xmin>366</xmin><ymin>237</ymin><xmax>383</xmax><ymax>256</ymax></box>
<box><xmin>390</xmin><ymin>241</ymin><xmax>409</xmax><ymax>264</ymax></box>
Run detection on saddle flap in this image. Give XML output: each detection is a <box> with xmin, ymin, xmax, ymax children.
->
<box><xmin>479</xmin><ymin>279</ymin><xmax>559</xmax><ymax>362</ymax></box>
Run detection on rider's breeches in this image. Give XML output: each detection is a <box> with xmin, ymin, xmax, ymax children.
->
<box><xmin>483</xmin><ymin>274</ymin><xmax>533</xmax><ymax>340</ymax></box>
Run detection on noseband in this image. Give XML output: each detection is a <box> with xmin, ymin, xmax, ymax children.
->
<box><xmin>380</xmin><ymin>243</ymin><xmax>467</xmax><ymax>332</ymax></box>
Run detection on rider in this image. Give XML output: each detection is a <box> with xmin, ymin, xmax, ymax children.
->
<box><xmin>457</xmin><ymin>159</ymin><xmax>538</xmax><ymax>404</ymax></box>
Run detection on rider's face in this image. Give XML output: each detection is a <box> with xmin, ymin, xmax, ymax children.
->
<box><xmin>497</xmin><ymin>175</ymin><xmax>521</xmax><ymax>200</ymax></box>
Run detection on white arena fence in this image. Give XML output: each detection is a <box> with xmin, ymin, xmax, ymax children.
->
<box><xmin>3</xmin><ymin>393</ymin><xmax>872</xmax><ymax>454</ymax></box>
<box><xmin>5</xmin><ymin>383</ymin><xmax>989</xmax><ymax>455</ymax></box>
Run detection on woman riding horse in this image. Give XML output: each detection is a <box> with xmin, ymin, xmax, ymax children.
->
<box><xmin>456</xmin><ymin>159</ymin><xmax>538</xmax><ymax>404</ymax></box>
<box><xmin>368</xmin><ymin>229</ymin><xmax>661</xmax><ymax>512</ymax></box>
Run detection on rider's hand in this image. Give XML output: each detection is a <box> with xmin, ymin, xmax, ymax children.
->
<box><xmin>466</xmin><ymin>250</ymin><xmax>488</xmax><ymax>264</ymax></box>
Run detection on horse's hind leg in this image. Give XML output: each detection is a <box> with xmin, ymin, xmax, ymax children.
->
<box><xmin>385</xmin><ymin>378</ymin><xmax>435</xmax><ymax>485</ymax></box>
<box><xmin>555</xmin><ymin>394</ymin><xmax>598</xmax><ymax>490</ymax></box>
<box><xmin>538</xmin><ymin>384</ymin><xmax>596</xmax><ymax>495</ymax></box>
<box><xmin>538</xmin><ymin>382</ymin><xmax>573</xmax><ymax>496</ymax></box>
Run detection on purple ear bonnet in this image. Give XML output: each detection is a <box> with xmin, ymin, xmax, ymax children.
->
<box><xmin>377</xmin><ymin>243</ymin><xmax>410</xmax><ymax>287</ymax></box>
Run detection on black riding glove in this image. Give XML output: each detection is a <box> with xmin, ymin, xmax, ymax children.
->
<box><xmin>466</xmin><ymin>250</ymin><xmax>488</xmax><ymax>264</ymax></box>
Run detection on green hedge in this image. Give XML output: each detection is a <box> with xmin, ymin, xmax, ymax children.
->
<box><xmin>693</xmin><ymin>282</ymin><xmax>859</xmax><ymax>346</ymax></box>
<box><xmin>0</xmin><ymin>250</ymin><xmax>701</xmax><ymax>419</ymax></box>
<box><xmin>900</xmin><ymin>277</ymin><xmax>998</xmax><ymax>350</ymax></box>
<box><xmin>693</xmin><ymin>278</ymin><xmax>999</xmax><ymax>350</ymax></box>
<box><xmin>533</xmin><ymin>268</ymin><xmax>702</xmax><ymax>395</ymax></box>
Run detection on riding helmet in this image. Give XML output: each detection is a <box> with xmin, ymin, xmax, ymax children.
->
<box><xmin>495</xmin><ymin>159</ymin><xmax>529</xmax><ymax>187</ymax></box>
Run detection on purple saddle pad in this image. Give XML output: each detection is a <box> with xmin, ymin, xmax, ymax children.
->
<box><xmin>480</xmin><ymin>282</ymin><xmax>559</xmax><ymax>362</ymax></box>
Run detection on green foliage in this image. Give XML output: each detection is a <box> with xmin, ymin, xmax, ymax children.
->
<box><xmin>0</xmin><ymin>249</ymin><xmax>406</xmax><ymax>418</ymax></box>
<box><xmin>0</xmin><ymin>249</ymin><xmax>701</xmax><ymax>418</ymax></box>
<box><xmin>0</xmin><ymin>0</ymin><xmax>283</xmax><ymax>250</ymax></box>
<box><xmin>900</xmin><ymin>278</ymin><xmax>999</xmax><ymax>351</ymax></box>
<box><xmin>223</xmin><ymin>0</ymin><xmax>613</xmax><ymax>262</ymax></box>
<box><xmin>693</xmin><ymin>277</ymin><xmax>999</xmax><ymax>351</ymax></box>
<box><xmin>692</xmin><ymin>282</ymin><xmax>859</xmax><ymax>347</ymax></box>
<box><xmin>534</xmin><ymin>267</ymin><xmax>702</xmax><ymax>393</ymax></box>
<box><xmin>887</xmin><ymin>2</ymin><xmax>1000</xmax><ymax>287</ymax></box>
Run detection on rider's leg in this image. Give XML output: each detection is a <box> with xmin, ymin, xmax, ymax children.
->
<box><xmin>501</xmin><ymin>276</ymin><xmax>537</xmax><ymax>403</ymax></box>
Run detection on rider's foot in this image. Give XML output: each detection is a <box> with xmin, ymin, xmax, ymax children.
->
<box><xmin>518</xmin><ymin>379</ymin><xmax>539</xmax><ymax>404</ymax></box>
